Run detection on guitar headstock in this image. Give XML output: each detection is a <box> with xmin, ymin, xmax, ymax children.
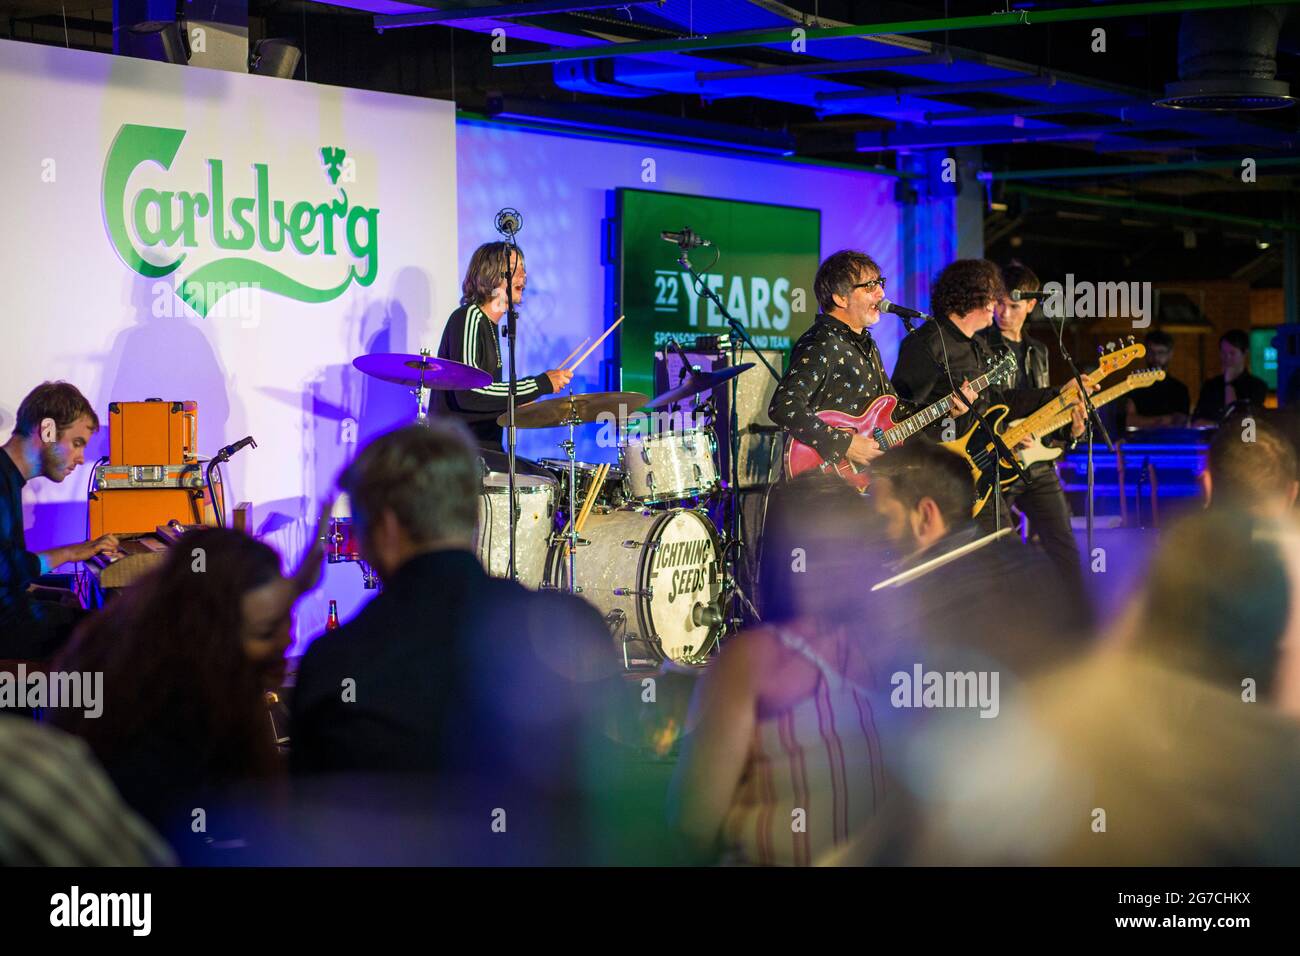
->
<box><xmin>985</xmin><ymin>348</ymin><xmax>1020</xmax><ymax>389</ymax></box>
<box><xmin>1126</xmin><ymin>368</ymin><xmax>1166</xmax><ymax>386</ymax></box>
<box><xmin>1094</xmin><ymin>336</ymin><xmax>1145</xmax><ymax>377</ymax></box>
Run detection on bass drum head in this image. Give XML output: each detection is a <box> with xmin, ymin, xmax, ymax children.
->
<box><xmin>642</xmin><ymin>509</ymin><xmax>724</xmax><ymax>664</ymax></box>
<box><xmin>547</xmin><ymin>508</ymin><xmax>722</xmax><ymax>665</ymax></box>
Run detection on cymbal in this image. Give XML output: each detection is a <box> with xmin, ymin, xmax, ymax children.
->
<box><xmin>353</xmin><ymin>353</ymin><xmax>492</xmax><ymax>390</ymax></box>
<box><xmin>498</xmin><ymin>391</ymin><xmax>650</xmax><ymax>429</ymax></box>
<box><xmin>645</xmin><ymin>363</ymin><xmax>754</xmax><ymax>409</ymax></box>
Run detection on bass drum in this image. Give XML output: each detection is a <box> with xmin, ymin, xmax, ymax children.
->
<box><xmin>547</xmin><ymin>508</ymin><xmax>724</xmax><ymax>665</ymax></box>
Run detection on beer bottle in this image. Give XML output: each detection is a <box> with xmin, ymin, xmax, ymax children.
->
<box><xmin>326</xmin><ymin>599</ymin><xmax>340</xmax><ymax>631</ymax></box>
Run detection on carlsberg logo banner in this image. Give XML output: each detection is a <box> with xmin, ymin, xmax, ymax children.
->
<box><xmin>102</xmin><ymin>123</ymin><xmax>379</xmax><ymax>318</ymax></box>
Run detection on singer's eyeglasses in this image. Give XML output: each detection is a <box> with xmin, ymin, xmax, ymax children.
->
<box><xmin>853</xmin><ymin>277</ymin><xmax>887</xmax><ymax>292</ymax></box>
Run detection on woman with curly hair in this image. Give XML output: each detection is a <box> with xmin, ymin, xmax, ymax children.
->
<box><xmin>48</xmin><ymin>525</ymin><xmax>322</xmax><ymax>852</ymax></box>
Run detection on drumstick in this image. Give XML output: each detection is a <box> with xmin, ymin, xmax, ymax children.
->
<box><xmin>575</xmin><ymin>464</ymin><xmax>607</xmax><ymax>534</ymax></box>
<box><xmin>557</xmin><ymin>337</ymin><xmax>590</xmax><ymax>370</ymax></box>
<box><xmin>563</xmin><ymin>316</ymin><xmax>624</xmax><ymax>373</ymax></box>
<box><xmin>565</xmin><ymin>463</ymin><xmax>602</xmax><ymax>538</ymax></box>
<box><xmin>575</xmin><ymin>464</ymin><xmax>609</xmax><ymax>535</ymax></box>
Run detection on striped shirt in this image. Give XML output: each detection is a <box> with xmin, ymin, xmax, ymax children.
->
<box><xmin>432</xmin><ymin>302</ymin><xmax>555</xmax><ymax>448</ymax></box>
<box><xmin>0</xmin><ymin>716</ymin><xmax>175</xmax><ymax>866</ymax></box>
<box><xmin>719</xmin><ymin>629</ymin><xmax>887</xmax><ymax>866</ymax></box>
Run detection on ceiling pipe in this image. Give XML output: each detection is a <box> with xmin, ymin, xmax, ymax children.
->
<box><xmin>492</xmin><ymin>0</ymin><xmax>1300</xmax><ymax>67</ymax></box>
<box><xmin>859</xmin><ymin>123</ymin><xmax>1138</xmax><ymax>150</ymax></box>
<box><xmin>376</xmin><ymin>0</ymin><xmax>660</xmax><ymax>30</ymax></box>
<box><xmin>1003</xmin><ymin>182</ymin><xmax>1300</xmax><ymax>231</ymax></box>
<box><xmin>986</xmin><ymin>156</ymin><xmax>1300</xmax><ymax>180</ymax></box>
<box><xmin>924</xmin><ymin>98</ymin><xmax>1136</xmax><ymax>123</ymax></box>
<box><xmin>695</xmin><ymin>52</ymin><xmax>952</xmax><ymax>83</ymax></box>
<box><xmin>818</xmin><ymin>73</ymin><xmax>1056</xmax><ymax>104</ymax></box>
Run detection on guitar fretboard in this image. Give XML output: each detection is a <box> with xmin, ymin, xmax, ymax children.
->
<box><xmin>1036</xmin><ymin>375</ymin><xmax>1162</xmax><ymax>437</ymax></box>
<box><xmin>882</xmin><ymin>365</ymin><xmax>1006</xmax><ymax>448</ymax></box>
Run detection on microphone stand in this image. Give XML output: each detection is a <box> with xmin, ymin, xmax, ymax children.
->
<box><xmin>1048</xmin><ymin>320</ymin><xmax>1113</xmax><ymax>560</ymax></box>
<box><xmin>502</xmin><ymin>233</ymin><xmax>521</xmax><ymax>582</ymax></box>
<box><xmin>676</xmin><ymin>246</ymin><xmax>778</xmax><ymax>634</ymax></box>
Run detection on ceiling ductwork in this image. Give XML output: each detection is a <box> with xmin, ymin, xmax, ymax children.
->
<box><xmin>1157</xmin><ymin>5</ymin><xmax>1295</xmax><ymax>110</ymax></box>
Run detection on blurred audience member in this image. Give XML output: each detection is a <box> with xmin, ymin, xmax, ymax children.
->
<box><xmin>289</xmin><ymin>422</ymin><xmax>617</xmax><ymax>863</ymax></box>
<box><xmin>1202</xmin><ymin>413</ymin><xmax>1298</xmax><ymax>517</ymax></box>
<box><xmin>826</xmin><ymin>648</ymin><xmax>1300</xmax><ymax>866</ymax></box>
<box><xmin>669</xmin><ymin>474</ymin><xmax>889</xmax><ymax>865</ymax></box>
<box><xmin>1193</xmin><ymin>329</ymin><xmax>1268</xmax><ymax>426</ymax></box>
<box><xmin>50</xmin><ymin>527</ymin><xmax>317</xmax><ymax>854</ymax></box>
<box><xmin>870</xmin><ymin>439</ymin><xmax>1090</xmax><ymax>648</ymax></box>
<box><xmin>0</xmin><ymin>716</ymin><xmax>175</xmax><ymax>865</ymax></box>
<box><xmin>1133</xmin><ymin>508</ymin><xmax>1299</xmax><ymax>710</ymax></box>
<box><xmin>833</xmin><ymin>507</ymin><xmax>1300</xmax><ymax>866</ymax></box>
<box><xmin>1125</xmin><ymin>329</ymin><xmax>1191</xmax><ymax>429</ymax></box>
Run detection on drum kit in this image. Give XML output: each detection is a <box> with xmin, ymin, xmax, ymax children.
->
<box><xmin>331</xmin><ymin>347</ymin><xmax>756</xmax><ymax>668</ymax></box>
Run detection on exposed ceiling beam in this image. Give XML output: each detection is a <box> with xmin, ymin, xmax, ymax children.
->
<box><xmin>818</xmin><ymin>74</ymin><xmax>1055</xmax><ymax>104</ymax></box>
<box><xmin>986</xmin><ymin>157</ymin><xmax>1300</xmax><ymax>181</ymax></box>
<box><xmin>376</xmin><ymin>0</ymin><xmax>659</xmax><ymax>31</ymax></box>
<box><xmin>492</xmin><ymin>0</ymin><xmax>1300</xmax><ymax>67</ymax></box>
<box><xmin>1004</xmin><ymin>183</ymin><xmax>1300</xmax><ymax>232</ymax></box>
<box><xmin>695</xmin><ymin>52</ymin><xmax>953</xmax><ymax>83</ymax></box>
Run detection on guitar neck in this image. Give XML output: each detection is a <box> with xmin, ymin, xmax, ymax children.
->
<box><xmin>1002</xmin><ymin>369</ymin><xmax>1101</xmax><ymax>447</ymax></box>
<box><xmin>1037</xmin><ymin>379</ymin><xmax>1145</xmax><ymax>437</ymax></box>
<box><xmin>883</xmin><ymin>367</ymin><xmax>1002</xmax><ymax>447</ymax></box>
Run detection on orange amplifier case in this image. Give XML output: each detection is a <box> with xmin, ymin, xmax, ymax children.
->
<box><xmin>88</xmin><ymin>488</ymin><xmax>214</xmax><ymax>539</ymax></box>
<box><xmin>108</xmin><ymin>400</ymin><xmax>198</xmax><ymax>465</ymax></box>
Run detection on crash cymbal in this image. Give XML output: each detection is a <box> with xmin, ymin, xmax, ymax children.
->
<box><xmin>353</xmin><ymin>353</ymin><xmax>492</xmax><ymax>390</ymax></box>
<box><xmin>645</xmin><ymin>363</ymin><xmax>754</xmax><ymax>409</ymax></box>
<box><xmin>498</xmin><ymin>391</ymin><xmax>650</xmax><ymax>429</ymax></box>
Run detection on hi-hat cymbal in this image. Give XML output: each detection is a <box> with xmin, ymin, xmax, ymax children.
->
<box><xmin>645</xmin><ymin>363</ymin><xmax>754</xmax><ymax>409</ymax></box>
<box><xmin>498</xmin><ymin>391</ymin><xmax>650</xmax><ymax>429</ymax></box>
<box><xmin>353</xmin><ymin>353</ymin><xmax>492</xmax><ymax>390</ymax></box>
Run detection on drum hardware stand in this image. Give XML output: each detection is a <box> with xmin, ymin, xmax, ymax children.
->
<box><xmin>676</xmin><ymin>244</ymin><xmax>780</xmax><ymax>636</ymax></box>
<box><xmin>411</xmin><ymin>348</ymin><xmax>434</xmax><ymax>424</ymax></box>
<box><xmin>557</xmin><ymin>396</ymin><xmax>582</xmax><ymax>594</ymax></box>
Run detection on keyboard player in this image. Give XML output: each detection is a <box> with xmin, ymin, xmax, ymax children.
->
<box><xmin>2</xmin><ymin>382</ymin><xmax>121</xmax><ymax>659</ymax></box>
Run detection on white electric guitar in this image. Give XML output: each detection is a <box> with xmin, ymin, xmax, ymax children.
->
<box><xmin>1013</xmin><ymin>369</ymin><xmax>1167</xmax><ymax>466</ymax></box>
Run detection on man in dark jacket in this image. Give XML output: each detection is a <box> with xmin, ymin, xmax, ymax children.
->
<box><xmin>290</xmin><ymin>421</ymin><xmax>619</xmax><ymax>862</ymax></box>
<box><xmin>980</xmin><ymin>263</ymin><xmax>1089</xmax><ymax>614</ymax></box>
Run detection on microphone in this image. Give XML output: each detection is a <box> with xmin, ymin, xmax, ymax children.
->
<box><xmin>665</xmin><ymin>338</ymin><xmax>692</xmax><ymax>383</ymax></box>
<box><xmin>494</xmin><ymin>207</ymin><xmax>523</xmax><ymax>237</ymax></box>
<box><xmin>1010</xmin><ymin>289</ymin><xmax>1047</xmax><ymax>301</ymax></box>
<box><xmin>215</xmin><ymin>436</ymin><xmax>257</xmax><ymax>462</ymax></box>
<box><xmin>692</xmin><ymin>601</ymin><xmax>724</xmax><ymax>629</ymax></box>
<box><xmin>661</xmin><ymin>228</ymin><xmax>712</xmax><ymax>249</ymax></box>
<box><xmin>879</xmin><ymin>299</ymin><xmax>930</xmax><ymax>321</ymax></box>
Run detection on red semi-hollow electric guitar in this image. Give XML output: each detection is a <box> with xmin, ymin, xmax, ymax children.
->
<box><xmin>783</xmin><ymin>350</ymin><xmax>1018</xmax><ymax>491</ymax></box>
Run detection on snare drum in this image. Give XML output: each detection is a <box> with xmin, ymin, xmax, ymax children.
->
<box><xmin>538</xmin><ymin>458</ymin><xmax>627</xmax><ymax>513</ymax></box>
<box><xmin>620</xmin><ymin>429</ymin><xmax>720</xmax><ymax>504</ymax></box>
<box><xmin>476</xmin><ymin>470</ymin><xmax>557</xmax><ymax>589</ymax></box>
<box><xmin>546</xmin><ymin>507</ymin><xmax>724</xmax><ymax>665</ymax></box>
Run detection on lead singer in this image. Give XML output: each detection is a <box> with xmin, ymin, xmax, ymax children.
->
<box><xmin>433</xmin><ymin>242</ymin><xmax>572</xmax><ymax>450</ymax></box>
<box><xmin>769</xmin><ymin>250</ymin><xmax>972</xmax><ymax>471</ymax></box>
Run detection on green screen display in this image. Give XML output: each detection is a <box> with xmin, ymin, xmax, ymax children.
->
<box><xmin>614</xmin><ymin>188</ymin><xmax>821</xmax><ymax>397</ymax></box>
<box><xmin>1250</xmin><ymin>326</ymin><xmax>1279</xmax><ymax>391</ymax></box>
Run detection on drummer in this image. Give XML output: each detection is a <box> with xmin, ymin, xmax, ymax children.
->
<box><xmin>432</xmin><ymin>242</ymin><xmax>572</xmax><ymax>450</ymax></box>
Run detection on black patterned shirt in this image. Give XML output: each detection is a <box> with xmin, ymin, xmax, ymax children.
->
<box><xmin>768</xmin><ymin>314</ymin><xmax>913</xmax><ymax>464</ymax></box>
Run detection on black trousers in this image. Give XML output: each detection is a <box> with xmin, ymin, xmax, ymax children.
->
<box><xmin>978</xmin><ymin>460</ymin><xmax>1092</xmax><ymax>625</ymax></box>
